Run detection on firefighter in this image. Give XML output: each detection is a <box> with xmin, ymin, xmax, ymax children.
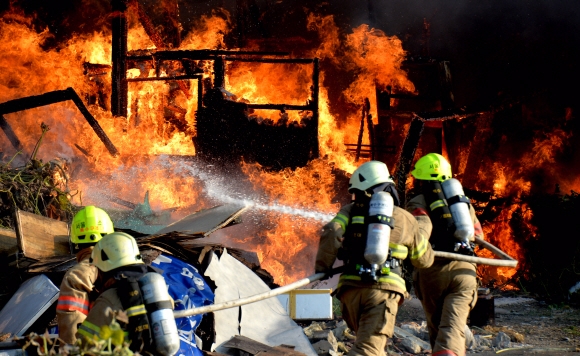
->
<box><xmin>57</xmin><ymin>206</ymin><xmax>114</xmax><ymax>345</ymax></box>
<box><xmin>406</xmin><ymin>153</ymin><xmax>483</xmax><ymax>356</ymax></box>
<box><xmin>315</xmin><ymin>160</ymin><xmax>434</xmax><ymax>356</ymax></box>
<box><xmin>76</xmin><ymin>232</ymin><xmax>178</xmax><ymax>355</ymax></box>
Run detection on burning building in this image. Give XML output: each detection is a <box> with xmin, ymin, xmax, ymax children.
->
<box><xmin>1</xmin><ymin>0</ymin><xmax>580</xmax><ymax>302</ymax></box>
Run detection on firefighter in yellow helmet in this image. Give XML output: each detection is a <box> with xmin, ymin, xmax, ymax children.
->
<box><xmin>76</xmin><ymin>232</ymin><xmax>172</xmax><ymax>354</ymax></box>
<box><xmin>57</xmin><ymin>206</ymin><xmax>114</xmax><ymax>345</ymax></box>
<box><xmin>315</xmin><ymin>161</ymin><xmax>434</xmax><ymax>356</ymax></box>
<box><xmin>406</xmin><ymin>153</ymin><xmax>483</xmax><ymax>356</ymax></box>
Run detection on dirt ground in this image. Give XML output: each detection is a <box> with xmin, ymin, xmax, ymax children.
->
<box><xmin>396</xmin><ymin>292</ymin><xmax>580</xmax><ymax>355</ymax></box>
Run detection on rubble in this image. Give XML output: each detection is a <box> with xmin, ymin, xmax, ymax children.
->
<box><xmin>0</xmin><ymin>157</ymin><xmax>73</xmax><ymax>229</ymax></box>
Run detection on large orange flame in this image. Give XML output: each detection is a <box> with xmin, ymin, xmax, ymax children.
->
<box><xmin>1</xmin><ymin>7</ymin><xmax>413</xmax><ymax>285</ymax></box>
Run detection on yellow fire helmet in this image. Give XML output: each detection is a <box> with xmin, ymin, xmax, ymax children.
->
<box><xmin>91</xmin><ymin>232</ymin><xmax>143</xmax><ymax>272</ymax></box>
<box><xmin>411</xmin><ymin>153</ymin><xmax>453</xmax><ymax>181</ymax></box>
<box><xmin>348</xmin><ymin>160</ymin><xmax>394</xmax><ymax>193</ymax></box>
<box><xmin>70</xmin><ymin>206</ymin><xmax>114</xmax><ymax>245</ymax></box>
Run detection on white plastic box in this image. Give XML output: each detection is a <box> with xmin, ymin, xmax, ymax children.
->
<box><xmin>276</xmin><ymin>289</ymin><xmax>333</xmax><ymax>320</ymax></box>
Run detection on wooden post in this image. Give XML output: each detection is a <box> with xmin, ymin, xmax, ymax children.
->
<box><xmin>111</xmin><ymin>0</ymin><xmax>128</xmax><ymax>117</ymax></box>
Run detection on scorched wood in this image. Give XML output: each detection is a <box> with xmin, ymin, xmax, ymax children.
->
<box><xmin>0</xmin><ymin>88</ymin><xmax>119</xmax><ymax>157</ymax></box>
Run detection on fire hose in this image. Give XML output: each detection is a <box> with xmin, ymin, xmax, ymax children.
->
<box><xmin>173</xmin><ymin>238</ymin><xmax>516</xmax><ymax>318</ymax></box>
<box><xmin>173</xmin><ymin>266</ymin><xmax>343</xmax><ymax>318</ymax></box>
<box><xmin>433</xmin><ymin>236</ymin><xmax>518</xmax><ymax>267</ymax></box>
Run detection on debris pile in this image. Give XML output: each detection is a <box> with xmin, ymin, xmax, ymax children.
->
<box><xmin>0</xmin><ymin>157</ymin><xmax>73</xmax><ymax>229</ymax></box>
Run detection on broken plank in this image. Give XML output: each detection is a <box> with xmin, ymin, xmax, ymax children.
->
<box><xmin>0</xmin><ymin>227</ymin><xmax>18</xmax><ymax>256</ymax></box>
<box><xmin>14</xmin><ymin>209</ymin><xmax>70</xmax><ymax>263</ymax></box>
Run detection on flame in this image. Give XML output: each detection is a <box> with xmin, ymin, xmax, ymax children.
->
<box><xmin>181</xmin><ymin>10</ymin><xmax>232</xmax><ymax>50</ymax></box>
<box><xmin>0</xmin><ymin>7</ymin><xmax>417</xmax><ymax>284</ymax></box>
<box><xmin>477</xmin><ymin>125</ymin><xmax>569</xmax><ymax>288</ymax></box>
<box><xmin>255</xmin><ymin>217</ymin><xmax>320</xmax><ymax>286</ymax></box>
<box><xmin>478</xmin><ymin>204</ymin><xmax>533</xmax><ymax>288</ymax></box>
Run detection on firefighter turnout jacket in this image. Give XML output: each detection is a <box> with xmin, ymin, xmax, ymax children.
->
<box><xmin>316</xmin><ymin>200</ymin><xmax>434</xmax><ymax>356</ymax></box>
<box><xmin>76</xmin><ymin>288</ymin><xmax>125</xmax><ymax>342</ymax></box>
<box><xmin>76</xmin><ymin>267</ymin><xmax>170</xmax><ymax>353</ymax></box>
<box><xmin>406</xmin><ymin>193</ymin><xmax>483</xmax><ymax>356</ymax></box>
<box><xmin>316</xmin><ymin>201</ymin><xmax>434</xmax><ymax>296</ymax></box>
<box><xmin>57</xmin><ymin>247</ymin><xmax>99</xmax><ymax>345</ymax></box>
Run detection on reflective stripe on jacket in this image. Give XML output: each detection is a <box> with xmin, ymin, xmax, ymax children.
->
<box><xmin>316</xmin><ymin>203</ymin><xmax>434</xmax><ymax>297</ymax></box>
<box><xmin>57</xmin><ymin>248</ymin><xmax>99</xmax><ymax>344</ymax></box>
<box><xmin>77</xmin><ymin>288</ymin><xmax>123</xmax><ymax>343</ymax></box>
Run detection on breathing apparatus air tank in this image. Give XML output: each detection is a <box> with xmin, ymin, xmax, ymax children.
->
<box><xmin>441</xmin><ymin>178</ymin><xmax>474</xmax><ymax>245</ymax></box>
<box><xmin>364</xmin><ymin>191</ymin><xmax>395</xmax><ymax>280</ymax></box>
<box><xmin>138</xmin><ymin>272</ymin><xmax>180</xmax><ymax>356</ymax></box>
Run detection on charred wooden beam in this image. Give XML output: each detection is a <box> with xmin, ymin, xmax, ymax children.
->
<box><xmin>133</xmin><ymin>0</ymin><xmax>165</xmax><ymax>48</ymax></box>
<box><xmin>74</xmin><ymin>144</ymin><xmax>93</xmax><ymax>159</ymax></box>
<box><xmin>111</xmin><ymin>0</ymin><xmax>128</xmax><ymax>117</ymax></box>
<box><xmin>0</xmin><ymin>115</ymin><xmax>23</xmax><ymax>152</ymax></box>
<box><xmin>126</xmin><ymin>74</ymin><xmax>202</xmax><ymax>83</ymax></box>
<box><xmin>311</xmin><ymin>58</ymin><xmax>320</xmax><ymax>159</ymax></box>
<box><xmin>355</xmin><ymin>105</ymin><xmax>366</xmax><ymax>161</ymax></box>
<box><xmin>365</xmin><ymin>98</ymin><xmax>376</xmax><ymax>160</ymax></box>
<box><xmin>214</xmin><ymin>56</ymin><xmax>226</xmax><ymax>88</ymax></box>
<box><xmin>394</xmin><ymin>116</ymin><xmax>425</xmax><ymax>204</ymax></box>
<box><xmin>462</xmin><ymin>113</ymin><xmax>494</xmax><ymax>187</ymax></box>
<box><xmin>127</xmin><ymin>49</ymin><xmax>290</xmax><ymax>62</ymax></box>
<box><xmin>131</xmin><ymin>0</ymin><xmax>191</xmax><ymax>98</ymax></box>
<box><xmin>83</xmin><ymin>62</ymin><xmax>112</xmax><ymax>77</ymax></box>
<box><xmin>0</xmin><ymin>88</ymin><xmax>119</xmax><ymax>157</ymax></box>
<box><xmin>346</xmin><ymin>144</ymin><xmax>396</xmax><ymax>153</ymax></box>
<box><xmin>223</xmin><ymin>57</ymin><xmax>317</xmax><ymax>64</ymax></box>
<box><xmin>246</xmin><ymin>104</ymin><xmax>313</xmax><ymax>111</ymax></box>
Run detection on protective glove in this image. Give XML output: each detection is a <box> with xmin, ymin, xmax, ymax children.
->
<box><xmin>454</xmin><ymin>241</ymin><xmax>475</xmax><ymax>256</ymax></box>
<box><xmin>318</xmin><ymin>265</ymin><xmax>345</xmax><ymax>281</ymax></box>
<box><xmin>319</xmin><ymin>270</ymin><xmax>334</xmax><ymax>281</ymax></box>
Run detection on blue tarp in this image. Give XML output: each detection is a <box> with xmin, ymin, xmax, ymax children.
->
<box><xmin>151</xmin><ymin>254</ymin><xmax>215</xmax><ymax>356</ymax></box>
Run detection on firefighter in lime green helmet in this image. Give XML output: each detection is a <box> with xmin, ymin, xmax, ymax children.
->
<box><xmin>410</xmin><ymin>153</ymin><xmax>453</xmax><ymax>182</ymax></box>
<box><xmin>315</xmin><ymin>160</ymin><xmax>434</xmax><ymax>356</ymax></box>
<box><xmin>57</xmin><ymin>206</ymin><xmax>115</xmax><ymax>345</ymax></box>
<box><xmin>406</xmin><ymin>153</ymin><xmax>483</xmax><ymax>356</ymax></box>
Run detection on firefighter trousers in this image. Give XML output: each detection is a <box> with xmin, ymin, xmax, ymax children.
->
<box><xmin>338</xmin><ymin>286</ymin><xmax>401</xmax><ymax>356</ymax></box>
<box><xmin>414</xmin><ymin>260</ymin><xmax>478</xmax><ymax>356</ymax></box>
